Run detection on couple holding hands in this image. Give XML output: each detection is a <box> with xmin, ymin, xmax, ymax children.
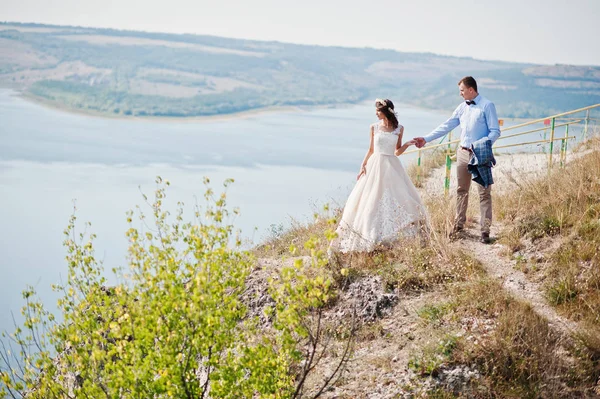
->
<box><xmin>332</xmin><ymin>76</ymin><xmax>501</xmax><ymax>253</ymax></box>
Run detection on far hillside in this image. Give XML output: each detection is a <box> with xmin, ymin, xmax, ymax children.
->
<box><xmin>1</xmin><ymin>22</ymin><xmax>599</xmax><ymax>118</ymax></box>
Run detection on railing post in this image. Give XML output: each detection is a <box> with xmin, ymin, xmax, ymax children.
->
<box><xmin>444</xmin><ymin>131</ymin><xmax>452</xmax><ymax>196</ymax></box>
<box><xmin>560</xmin><ymin>124</ymin><xmax>569</xmax><ymax>168</ymax></box>
<box><xmin>548</xmin><ymin>117</ymin><xmax>555</xmax><ymax>170</ymax></box>
<box><xmin>417</xmin><ymin>149</ymin><xmax>422</xmax><ymax>185</ymax></box>
<box><xmin>583</xmin><ymin>109</ymin><xmax>590</xmax><ymax>141</ymax></box>
<box><xmin>543</xmin><ymin>127</ymin><xmax>547</xmax><ymax>154</ymax></box>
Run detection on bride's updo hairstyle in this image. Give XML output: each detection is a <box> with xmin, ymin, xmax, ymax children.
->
<box><xmin>375</xmin><ymin>98</ymin><xmax>399</xmax><ymax>129</ymax></box>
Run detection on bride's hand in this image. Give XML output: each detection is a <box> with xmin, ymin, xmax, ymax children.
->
<box><xmin>395</xmin><ymin>140</ymin><xmax>416</xmax><ymax>156</ymax></box>
<box><xmin>357</xmin><ymin>165</ymin><xmax>366</xmax><ymax>180</ymax></box>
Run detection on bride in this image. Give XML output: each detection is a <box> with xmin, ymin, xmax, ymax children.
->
<box><xmin>331</xmin><ymin>98</ymin><xmax>428</xmax><ymax>253</ymax></box>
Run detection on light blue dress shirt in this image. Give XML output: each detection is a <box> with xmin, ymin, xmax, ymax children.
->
<box><xmin>424</xmin><ymin>94</ymin><xmax>501</xmax><ymax>147</ymax></box>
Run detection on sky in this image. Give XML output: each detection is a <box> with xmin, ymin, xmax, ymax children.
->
<box><xmin>1</xmin><ymin>0</ymin><xmax>599</xmax><ymax>66</ymax></box>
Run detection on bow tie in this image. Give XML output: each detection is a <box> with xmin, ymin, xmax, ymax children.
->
<box><xmin>465</xmin><ymin>100</ymin><xmax>476</xmax><ymax>105</ymax></box>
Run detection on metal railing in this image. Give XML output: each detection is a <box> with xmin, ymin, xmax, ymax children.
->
<box><xmin>405</xmin><ymin>103</ymin><xmax>600</xmax><ymax>195</ymax></box>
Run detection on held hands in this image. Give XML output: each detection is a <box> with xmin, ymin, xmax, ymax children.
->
<box><xmin>413</xmin><ymin>137</ymin><xmax>426</xmax><ymax>148</ymax></box>
<box><xmin>394</xmin><ymin>139</ymin><xmax>417</xmax><ymax>156</ymax></box>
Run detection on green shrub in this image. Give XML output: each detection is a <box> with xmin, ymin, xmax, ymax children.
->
<box><xmin>0</xmin><ymin>177</ymin><xmax>345</xmax><ymax>399</ymax></box>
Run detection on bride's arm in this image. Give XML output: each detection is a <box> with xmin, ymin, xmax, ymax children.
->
<box><xmin>394</xmin><ymin>126</ymin><xmax>414</xmax><ymax>156</ymax></box>
<box><xmin>357</xmin><ymin>125</ymin><xmax>375</xmax><ymax>179</ymax></box>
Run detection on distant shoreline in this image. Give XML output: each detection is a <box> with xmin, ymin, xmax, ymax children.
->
<box><xmin>14</xmin><ymin>90</ymin><xmax>358</xmax><ymax>123</ymax></box>
<box><xmin>9</xmin><ymin>89</ymin><xmax>529</xmax><ymax>125</ymax></box>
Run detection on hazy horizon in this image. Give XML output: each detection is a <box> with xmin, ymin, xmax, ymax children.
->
<box><xmin>1</xmin><ymin>0</ymin><xmax>599</xmax><ymax>66</ymax></box>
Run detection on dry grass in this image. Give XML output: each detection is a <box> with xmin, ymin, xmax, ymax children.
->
<box><xmin>407</xmin><ymin>148</ymin><xmax>448</xmax><ymax>188</ymax></box>
<box><xmin>495</xmin><ymin>136</ymin><xmax>600</xmax><ymax>239</ymax></box>
<box><xmin>403</xmin><ymin>277</ymin><xmax>599</xmax><ymax>397</ymax></box>
<box><xmin>495</xmin><ymin>136</ymin><xmax>600</xmax><ymax>329</ymax></box>
<box><xmin>442</xmin><ymin>279</ymin><xmax>600</xmax><ymax>398</ymax></box>
<box><xmin>472</xmin><ymin>135</ymin><xmax>600</xmax><ymax>396</ymax></box>
<box><xmin>467</xmin><ymin>302</ymin><xmax>575</xmax><ymax>398</ymax></box>
<box><xmin>253</xmin><ymin>135</ymin><xmax>600</xmax><ymax>397</ymax></box>
<box><xmin>332</xmin><ymin>241</ymin><xmax>484</xmax><ymax>295</ymax></box>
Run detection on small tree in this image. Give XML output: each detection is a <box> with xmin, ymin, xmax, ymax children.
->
<box><xmin>1</xmin><ymin>177</ymin><xmax>351</xmax><ymax>399</ymax></box>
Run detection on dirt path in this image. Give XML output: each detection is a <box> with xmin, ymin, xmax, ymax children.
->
<box><xmin>420</xmin><ymin>150</ymin><xmax>582</xmax><ymax>336</ymax></box>
<box><xmin>451</xmin><ymin>225</ymin><xmax>579</xmax><ymax>336</ymax></box>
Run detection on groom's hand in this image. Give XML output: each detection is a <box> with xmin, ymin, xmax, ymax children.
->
<box><xmin>414</xmin><ymin>137</ymin><xmax>426</xmax><ymax>148</ymax></box>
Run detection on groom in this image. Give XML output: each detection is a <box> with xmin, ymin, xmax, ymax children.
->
<box><xmin>414</xmin><ymin>76</ymin><xmax>501</xmax><ymax>244</ymax></box>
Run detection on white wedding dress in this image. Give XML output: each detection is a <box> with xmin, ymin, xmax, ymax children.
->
<box><xmin>332</xmin><ymin>123</ymin><xmax>428</xmax><ymax>253</ymax></box>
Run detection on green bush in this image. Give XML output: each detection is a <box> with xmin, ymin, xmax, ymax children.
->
<box><xmin>0</xmin><ymin>177</ymin><xmax>345</xmax><ymax>398</ymax></box>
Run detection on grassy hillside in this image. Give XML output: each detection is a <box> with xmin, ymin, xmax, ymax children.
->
<box><xmin>256</xmin><ymin>135</ymin><xmax>600</xmax><ymax>397</ymax></box>
<box><xmin>1</xmin><ymin>22</ymin><xmax>599</xmax><ymax>118</ymax></box>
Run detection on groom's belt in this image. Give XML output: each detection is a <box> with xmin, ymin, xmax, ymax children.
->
<box><xmin>460</xmin><ymin>146</ymin><xmax>473</xmax><ymax>153</ymax></box>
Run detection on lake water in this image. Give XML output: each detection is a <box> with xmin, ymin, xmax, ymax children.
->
<box><xmin>0</xmin><ymin>89</ymin><xmax>589</xmax><ymax>334</ymax></box>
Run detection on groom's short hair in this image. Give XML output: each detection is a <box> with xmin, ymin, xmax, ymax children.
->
<box><xmin>458</xmin><ymin>76</ymin><xmax>478</xmax><ymax>92</ymax></box>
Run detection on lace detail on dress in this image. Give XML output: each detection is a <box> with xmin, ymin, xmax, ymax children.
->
<box><xmin>371</xmin><ymin>188</ymin><xmax>416</xmax><ymax>242</ymax></box>
<box><xmin>374</xmin><ymin>123</ymin><xmax>401</xmax><ymax>136</ymax></box>
<box><xmin>336</xmin><ymin>222</ymin><xmax>371</xmax><ymax>253</ymax></box>
<box><xmin>335</xmin><ymin>189</ymin><xmax>424</xmax><ymax>253</ymax></box>
<box><xmin>373</xmin><ymin>123</ymin><xmax>401</xmax><ymax>156</ymax></box>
